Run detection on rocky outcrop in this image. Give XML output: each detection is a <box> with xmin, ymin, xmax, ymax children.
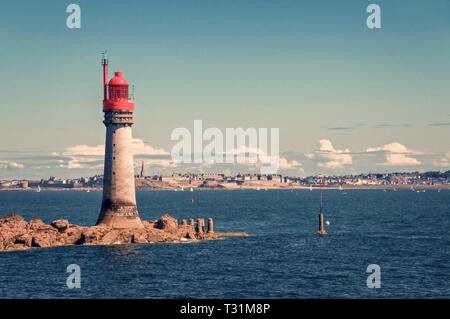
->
<box><xmin>154</xmin><ymin>214</ymin><xmax>179</xmax><ymax>234</ymax></box>
<box><xmin>0</xmin><ymin>213</ymin><xmax>248</xmax><ymax>252</ymax></box>
<box><xmin>50</xmin><ymin>219</ymin><xmax>69</xmax><ymax>232</ymax></box>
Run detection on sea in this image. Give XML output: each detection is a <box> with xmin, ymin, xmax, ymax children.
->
<box><xmin>0</xmin><ymin>189</ymin><xmax>448</xmax><ymax>298</ymax></box>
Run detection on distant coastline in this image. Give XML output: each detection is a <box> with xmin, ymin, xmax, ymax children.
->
<box><xmin>0</xmin><ymin>184</ymin><xmax>447</xmax><ymax>192</ymax></box>
<box><xmin>1</xmin><ymin>171</ymin><xmax>448</xmax><ymax>192</ymax></box>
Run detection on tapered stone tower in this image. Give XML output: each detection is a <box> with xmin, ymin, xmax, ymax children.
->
<box><xmin>96</xmin><ymin>54</ymin><xmax>144</xmax><ymax>229</ymax></box>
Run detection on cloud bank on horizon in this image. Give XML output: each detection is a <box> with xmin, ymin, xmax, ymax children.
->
<box><xmin>0</xmin><ymin>138</ymin><xmax>448</xmax><ymax>180</ymax></box>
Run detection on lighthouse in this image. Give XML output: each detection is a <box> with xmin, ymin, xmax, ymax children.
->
<box><xmin>96</xmin><ymin>53</ymin><xmax>144</xmax><ymax>229</ymax></box>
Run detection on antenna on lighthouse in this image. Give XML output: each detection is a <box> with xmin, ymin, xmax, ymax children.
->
<box><xmin>101</xmin><ymin>50</ymin><xmax>108</xmax><ymax>64</ymax></box>
<box><xmin>101</xmin><ymin>50</ymin><xmax>108</xmax><ymax>100</ymax></box>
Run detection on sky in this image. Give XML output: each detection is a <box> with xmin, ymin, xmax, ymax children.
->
<box><xmin>0</xmin><ymin>0</ymin><xmax>449</xmax><ymax>179</ymax></box>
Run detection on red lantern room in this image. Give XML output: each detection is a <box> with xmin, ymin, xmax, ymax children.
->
<box><xmin>102</xmin><ymin>57</ymin><xmax>135</xmax><ymax>111</ymax></box>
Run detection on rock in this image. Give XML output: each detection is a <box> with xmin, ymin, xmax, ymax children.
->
<box><xmin>0</xmin><ymin>213</ymin><xmax>24</xmax><ymax>224</ymax></box>
<box><xmin>31</xmin><ymin>232</ymin><xmax>57</xmax><ymax>248</ymax></box>
<box><xmin>0</xmin><ymin>213</ymin><xmax>247</xmax><ymax>251</ymax></box>
<box><xmin>142</xmin><ymin>220</ymin><xmax>154</xmax><ymax>227</ymax></box>
<box><xmin>99</xmin><ymin>229</ymin><xmax>120</xmax><ymax>244</ymax></box>
<box><xmin>196</xmin><ymin>218</ymin><xmax>205</xmax><ymax>234</ymax></box>
<box><xmin>80</xmin><ymin>226</ymin><xmax>111</xmax><ymax>245</ymax></box>
<box><xmin>208</xmin><ymin>218</ymin><xmax>214</xmax><ymax>234</ymax></box>
<box><xmin>27</xmin><ymin>219</ymin><xmax>54</xmax><ymax>233</ymax></box>
<box><xmin>0</xmin><ymin>213</ymin><xmax>28</xmax><ymax>231</ymax></box>
<box><xmin>185</xmin><ymin>232</ymin><xmax>197</xmax><ymax>239</ymax></box>
<box><xmin>146</xmin><ymin>228</ymin><xmax>179</xmax><ymax>242</ymax></box>
<box><xmin>59</xmin><ymin>226</ymin><xmax>85</xmax><ymax>245</ymax></box>
<box><xmin>154</xmin><ymin>214</ymin><xmax>179</xmax><ymax>234</ymax></box>
<box><xmin>14</xmin><ymin>234</ymin><xmax>33</xmax><ymax>247</ymax></box>
<box><xmin>177</xmin><ymin>224</ymin><xmax>197</xmax><ymax>239</ymax></box>
<box><xmin>50</xmin><ymin>219</ymin><xmax>70</xmax><ymax>232</ymax></box>
<box><xmin>28</xmin><ymin>219</ymin><xmax>46</xmax><ymax>229</ymax></box>
<box><xmin>131</xmin><ymin>231</ymin><xmax>148</xmax><ymax>244</ymax></box>
<box><xmin>116</xmin><ymin>231</ymin><xmax>135</xmax><ymax>244</ymax></box>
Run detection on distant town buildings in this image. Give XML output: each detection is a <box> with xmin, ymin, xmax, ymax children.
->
<box><xmin>0</xmin><ymin>175</ymin><xmax>104</xmax><ymax>190</ymax></box>
<box><xmin>1</xmin><ymin>170</ymin><xmax>448</xmax><ymax>190</ymax></box>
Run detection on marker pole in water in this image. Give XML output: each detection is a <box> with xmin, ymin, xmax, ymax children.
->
<box><xmin>317</xmin><ymin>182</ymin><xmax>327</xmax><ymax>235</ymax></box>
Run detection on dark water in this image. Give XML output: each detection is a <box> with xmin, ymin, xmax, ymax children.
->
<box><xmin>0</xmin><ymin>189</ymin><xmax>449</xmax><ymax>298</ymax></box>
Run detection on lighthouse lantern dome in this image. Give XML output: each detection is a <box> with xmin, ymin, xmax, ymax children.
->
<box><xmin>108</xmin><ymin>72</ymin><xmax>129</xmax><ymax>86</ymax></box>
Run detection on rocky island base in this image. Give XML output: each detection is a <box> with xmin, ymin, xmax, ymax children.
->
<box><xmin>0</xmin><ymin>213</ymin><xmax>248</xmax><ymax>252</ymax></box>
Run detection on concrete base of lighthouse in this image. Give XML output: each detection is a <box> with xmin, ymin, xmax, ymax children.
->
<box><xmin>97</xmin><ymin>204</ymin><xmax>143</xmax><ymax>229</ymax></box>
<box><xmin>97</xmin><ymin>111</ymin><xmax>144</xmax><ymax>229</ymax></box>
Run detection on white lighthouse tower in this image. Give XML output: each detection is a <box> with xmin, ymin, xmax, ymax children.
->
<box><xmin>96</xmin><ymin>54</ymin><xmax>144</xmax><ymax>229</ymax></box>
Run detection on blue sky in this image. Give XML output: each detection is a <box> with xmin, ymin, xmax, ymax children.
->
<box><xmin>0</xmin><ymin>0</ymin><xmax>449</xmax><ymax>179</ymax></box>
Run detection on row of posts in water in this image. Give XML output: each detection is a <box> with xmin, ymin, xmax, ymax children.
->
<box><xmin>181</xmin><ymin>218</ymin><xmax>214</xmax><ymax>234</ymax></box>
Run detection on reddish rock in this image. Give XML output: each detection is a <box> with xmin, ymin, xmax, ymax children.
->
<box><xmin>0</xmin><ymin>213</ymin><xmax>27</xmax><ymax>229</ymax></box>
<box><xmin>58</xmin><ymin>226</ymin><xmax>85</xmax><ymax>245</ymax></box>
<box><xmin>141</xmin><ymin>220</ymin><xmax>154</xmax><ymax>228</ymax></box>
<box><xmin>208</xmin><ymin>218</ymin><xmax>214</xmax><ymax>234</ymax></box>
<box><xmin>0</xmin><ymin>213</ymin><xmax>24</xmax><ymax>223</ymax></box>
<box><xmin>154</xmin><ymin>214</ymin><xmax>179</xmax><ymax>234</ymax></box>
<box><xmin>177</xmin><ymin>224</ymin><xmax>197</xmax><ymax>240</ymax></box>
<box><xmin>196</xmin><ymin>218</ymin><xmax>205</xmax><ymax>234</ymax></box>
<box><xmin>50</xmin><ymin>219</ymin><xmax>70</xmax><ymax>232</ymax></box>
<box><xmin>28</xmin><ymin>219</ymin><xmax>46</xmax><ymax>230</ymax></box>
<box><xmin>79</xmin><ymin>226</ymin><xmax>111</xmax><ymax>245</ymax></box>
<box><xmin>131</xmin><ymin>230</ymin><xmax>148</xmax><ymax>244</ymax></box>
<box><xmin>0</xmin><ymin>213</ymin><xmax>248</xmax><ymax>251</ymax></box>
<box><xmin>31</xmin><ymin>231</ymin><xmax>57</xmax><ymax>248</ymax></box>
<box><xmin>14</xmin><ymin>234</ymin><xmax>33</xmax><ymax>247</ymax></box>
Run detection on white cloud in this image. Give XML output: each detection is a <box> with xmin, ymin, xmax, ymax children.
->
<box><xmin>0</xmin><ymin>161</ymin><xmax>25</xmax><ymax>169</ymax></box>
<box><xmin>222</xmin><ymin>145</ymin><xmax>269</xmax><ymax>157</ymax></box>
<box><xmin>32</xmin><ymin>166</ymin><xmax>51</xmax><ymax>170</ymax></box>
<box><xmin>316</xmin><ymin>139</ymin><xmax>352</xmax><ymax>169</ymax></box>
<box><xmin>63</xmin><ymin>144</ymin><xmax>104</xmax><ymax>156</ymax></box>
<box><xmin>8</xmin><ymin>162</ymin><xmax>24</xmax><ymax>169</ymax></box>
<box><xmin>132</xmin><ymin>138</ymin><xmax>169</xmax><ymax>155</ymax></box>
<box><xmin>366</xmin><ymin>142</ymin><xmax>421</xmax><ymax>166</ymax></box>
<box><xmin>278</xmin><ymin>158</ymin><xmax>302</xmax><ymax>170</ymax></box>
<box><xmin>433</xmin><ymin>151</ymin><xmax>450</xmax><ymax>167</ymax></box>
<box><xmin>9</xmin><ymin>162</ymin><xmax>24</xmax><ymax>169</ymax></box>
<box><xmin>58</xmin><ymin>148</ymin><xmax>105</xmax><ymax>169</ymax></box>
<box><xmin>61</xmin><ymin>139</ymin><xmax>169</xmax><ymax>157</ymax></box>
<box><xmin>136</xmin><ymin>158</ymin><xmax>176</xmax><ymax>168</ymax></box>
<box><xmin>67</xmin><ymin>160</ymin><xmax>83</xmax><ymax>169</ymax></box>
<box><xmin>227</xmin><ymin>146</ymin><xmax>302</xmax><ymax>172</ymax></box>
<box><xmin>57</xmin><ymin>139</ymin><xmax>169</xmax><ymax>169</ymax></box>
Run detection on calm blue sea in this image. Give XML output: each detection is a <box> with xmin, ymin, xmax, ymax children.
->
<box><xmin>0</xmin><ymin>189</ymin><xmax>449</xmax><ymax>298</ymax></box>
